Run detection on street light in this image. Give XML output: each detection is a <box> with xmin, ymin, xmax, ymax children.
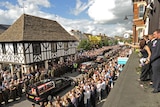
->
<box><xmin>124</xmin><ymin>15</ymin><xmax>133</xmax><ymax>20</ymax></box>
<box><xmin>132</xmin><ymin>24</ymin><xmax>136</xmax><ymax>45</ymax></box>
<box><xmin>124</xmin><ymin>16</ymin><xmax>128</xmax><ymax>20</ymax></box>
<box><xmin>124</xmin><ymin>15</ymin><xmax>136</xmax><ymax>45</ymax></box>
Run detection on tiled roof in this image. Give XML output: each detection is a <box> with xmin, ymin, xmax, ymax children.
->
<box><xmin>0</xmin><ymin>14</ymin><xmax>77</xmax><ymax>42</ymax></box>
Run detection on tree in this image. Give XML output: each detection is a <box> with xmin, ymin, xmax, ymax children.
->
<box><xmin>107</xmin><ymin>38</ymin><xmax>118</xmax><ymax>46</ymax></box>
<box><xmin>113</xmin><ymin>39</ymin><xmax>118</xmax><ymax>45</ymax></box>
<box><xmin>103</xmin><ymin>39</ymin><xmax>109</xmax><ymax>46</ymax></box>
<box><xmin>78</xmin><ymin>39</ymin><xmax>92</xmax><ymax>50</ymax></box>
<box><xmin>98</xmin><ymin>41</ymin><xmax>103</xmax><ymax>48</ymax></box>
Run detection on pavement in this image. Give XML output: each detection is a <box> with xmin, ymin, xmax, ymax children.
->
<box><xmin>102</xmin><ymin>52</ymin><xmax>160</xmax><ymax>107</ymax></box>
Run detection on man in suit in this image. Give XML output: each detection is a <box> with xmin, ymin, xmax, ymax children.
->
<box><xmin>150</xmin><ymin>29</ymin><xmax>160</xmax><ymax>93</ymax></box>
<box><xmin>148</xmin><ymin>34</ymin><xmax>156</xmax><ymax>84</ymax></box>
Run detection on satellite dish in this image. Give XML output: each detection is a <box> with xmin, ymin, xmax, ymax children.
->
<box><xmin>123</xmin><ymin>33</ymin><xmax>130</xmax><ymax>38</ymax></box>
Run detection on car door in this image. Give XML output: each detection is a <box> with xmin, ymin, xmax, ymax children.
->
<box><xmin>55</xmin><ymin>79</ymin><xmax>62</xmax><ymax>88</ymax></box>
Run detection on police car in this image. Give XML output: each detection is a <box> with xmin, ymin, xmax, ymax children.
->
<box><xmin>26</xmin><ymin>77</ymin><xmax>74</xmax><ymax>103</ymax></box>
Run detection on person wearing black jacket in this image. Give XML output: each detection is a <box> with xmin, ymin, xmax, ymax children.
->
<box><xmin>147</xmin><ymin>34</ymin><xmax>156</xmax><ymax>84</ymax></box>
<box><xmin>67</xmin><ymin>98</ymin><xmax>75</xmax><ymax>107</ymax></box>
<box><xmin>150</xmin><ymin>29</ymin><xmax>160</xmax><ymax>93</ymax></box>
<box><xmin>90</xmin><ymin>85</ymin><xmax>96</xmax><ymax>107</ymax></box>
<box><xmin>78</xmin><ymin>88</ymin><xmax>84</xmax><ymax>107</ymax></box>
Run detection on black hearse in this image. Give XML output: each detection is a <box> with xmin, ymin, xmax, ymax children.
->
<box><xmin>26</xmin><ymin>77</ymin><xmax>73</xmax><ymax>103</ymax></box>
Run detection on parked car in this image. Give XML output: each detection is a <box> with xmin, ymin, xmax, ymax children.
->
<box><xmin>26</xmin><ymin>77</ymin><xmax>74</xmax><ymax>104</ymax></box>
<box><xmin>79</xmin><ymin>61</ymin><xmax>97</xmax><ymax>73</ymax></box>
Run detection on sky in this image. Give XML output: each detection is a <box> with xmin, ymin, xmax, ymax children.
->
<box><xmin>0</xmin><ymin>0</ymin><xmax>133</xmax><ymax>37</ymax></box>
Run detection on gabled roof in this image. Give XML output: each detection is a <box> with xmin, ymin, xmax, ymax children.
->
<box><xmin>0</xmin><ymin>14</ymin><xmax>77</xmax><ymax>42</ymax></box>
<box><xmin>70</xmin><ymin>30</ymin><xmax>88</xmax><ymax>41</ymax></box>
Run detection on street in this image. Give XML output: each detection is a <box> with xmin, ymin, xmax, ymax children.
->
<box><xmin>4</xmin><ymin>71</ymin><xmax>80</xmax><ymax>107</ymax></box>
<box><xmin>4</xmin><ymin>71</ymin><xmax>107</xmax><ymax>107</ymax></box>
<box><xmin>4</xmin><ymin>86</ymin><xmax>74</xmax><ymax>107</ymax></box>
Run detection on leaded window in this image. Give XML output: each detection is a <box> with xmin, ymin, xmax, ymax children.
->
<box><xmin>2</xmin><ymin>43</ymin><xmax>6</xmax><ymax>54</ymax></box>
<box><xmin>138</xmin><ymin>28</ymin><xmax>143</xmax><ymax>41</ymax></box>
<box><xmin>33</xmin><ymin>43</ymin><xmax>41</xmax><ymax>55</ymax></box>
<box><xmin>13</xmin><ymin>43</ymin><xmax>18</xmax><ymax>55</ymax></box>
<box><xmin>51</xmin><ymin>43</ymin><xmax>57</xmax><ymax>53</ymax></box>
<box><xmin>64</xmin><ymin>42</ymin><xmax>68</xmax><ymax>51</ymax></box>
<box><xmin>139</xmin><ymin>5</ymin><xmax>145</xmax><ymax>18</ymax></box>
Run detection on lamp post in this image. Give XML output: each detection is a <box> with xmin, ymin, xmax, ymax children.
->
<box><xmin>124</xmin><ymin>15</ymin><xmax>136</xmax><ymax>45</ymax></box>
<box><xmin>133</xmin><ymin>24</ymin><xmax>136</xmax><ymax>45</ymax></box>
<box><xmin>124</xmin><ymin>15</ymin><xmax>133</xmax><ymax>20</ymax></box>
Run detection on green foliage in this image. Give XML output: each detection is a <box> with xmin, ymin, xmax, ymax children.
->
<box><xmin>108</xmin><ymin>39</ymin><xmax>118</xmax><ymax>46</ymax></box>
<box><xmin>103</xmin><ymin>39</ymin><xmax>109</xmax><ymax>46</ymax></box>
<box><xmin>108</xmin><ymin>40</ymin><xmax>113</xmax><ymax>46</ymax></box>
<box><xmin>78</xmin><ymin>37</ymin><xmax>118</xmax><ymax>50</ymax></box>
<box><xmin>98</xmin><ymin>41</ymin><xmax>103</xmax><ymax>48</ymax></box>
<box><xmin>114</xmin><ymin>39</ymin><xmax>118</xmax><ymax>45</ymax></box>
<box><xmin>78</xmin><ymin>39</ymin><xmax>92</xmax><ymax>50</ymax></box>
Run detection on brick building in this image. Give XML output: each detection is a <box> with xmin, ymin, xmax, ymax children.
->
<box><xmin>132</xmin><ymin>0</ymin><xmax>147</xmax><ymax>44</ymax></box>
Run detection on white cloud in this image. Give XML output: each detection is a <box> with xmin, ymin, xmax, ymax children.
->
<box><xmin>71</xmin><ymin>0</ymin><xmax>94</xmax><ymax>15</ymax></box>
<box><xmin>0</xmin><ymin>0</ymin><xmax>133</xmax><ymax>37</ymax></box>
<box><xmin>0</xmin><ymin>0</ymin><xmax>53</xmax><ymax>23</ymax></box>
<box><xmin>18</xmin><ymin>0</ymin><xmax>50</xmax><ymax>8</ymax></box>
<box><xmin>88</xmin><ymin>0</ymin><xmax>116</xmax><ymax>23</ymax></box>
<box><xmin>70</xmin><ymin>0</ymin><xmax>133</xmax><ymax>36</ymax></box>
<box><xmin>59</xmin><ymin>18</ymin><xmax>132</xmax><ymax>37</ymax></box>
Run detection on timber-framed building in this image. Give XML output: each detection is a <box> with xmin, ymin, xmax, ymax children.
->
<box><xmin>0</xmin><ymin>14</ymin><xmax>78</xmax><ymax>77</ymax></box>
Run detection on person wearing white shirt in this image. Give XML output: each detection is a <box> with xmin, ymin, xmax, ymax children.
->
<box><xmin>101</xmin><ymin>79</ymin><xmax>106</xmax><ymax>99</ymax></box>
<box><xmin>84</xmin><ymin>88</ymin><xmax>91</xmax><ymax>107</ymax></box>
<box><xmin>96</xmin><ymin>80</ymin><xmax>102</xmax><ymax>101</ymax></box>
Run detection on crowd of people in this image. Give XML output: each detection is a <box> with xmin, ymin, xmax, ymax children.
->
<box><xmin>0</xmin><ymin>52</ymin><xmax>92</xmax><ymax>106</ymax></box>
<box><xmin>0</xmin><ymin>45</ymin><xmax>131</xmax><ymax>107</ymax></box>
<box><xmin>1</xmin><ymin>29</ymin><xmax>160</xmax><ymax>107</ymax></box>
<box><xmin>45</xmin><ymin>47</ymin><xmax>131</xmax><ymax>107</ymax></box>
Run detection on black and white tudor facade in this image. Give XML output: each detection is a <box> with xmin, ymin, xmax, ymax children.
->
<box><xmin>0</xmin><ymin>14</ymin><xmax>78</xmax><ymax>76</ymax></box>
